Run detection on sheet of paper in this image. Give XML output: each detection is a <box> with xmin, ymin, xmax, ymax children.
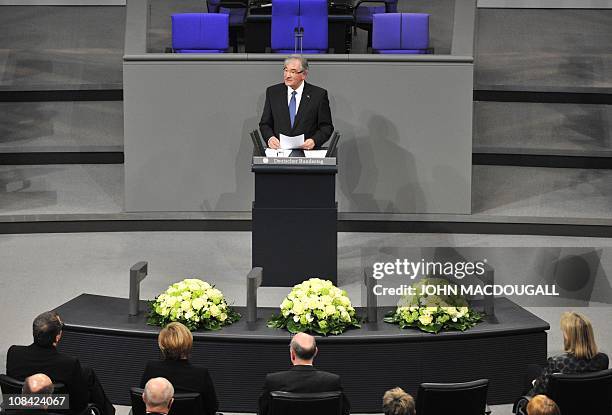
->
<box><xmin>265</xmin><ymin>148</ymin><xmax>291</xmax><ymax>157</ymax></box>
<box><xmin>304</xmin><ymin>150</ymin><xmax>328</xmax><ymax>158</ymax></box>
<box><xmin>279</xmin><ymin>134</ymin><xmax>305</xmax><ymax>150</ymax></box>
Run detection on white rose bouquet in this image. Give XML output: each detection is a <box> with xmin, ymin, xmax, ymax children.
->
<box><xmin>384</xmin><ymin>278</ymin><xmax>482</xmax><ymax>333</ymax></box>
<box><xmin>267</xmin><ymin>278</ymin><xmax>361</xmax><ymax>335</ymax></box>
<box><xmin>148</xmin><ymin>278</ymin><xmax>240</xmax><ymax>331</ymax></box>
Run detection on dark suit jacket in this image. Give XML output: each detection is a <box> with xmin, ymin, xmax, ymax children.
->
<box><xmin>259</xmin><ymin>82</ymin><xmax>334</xmax><ymax>148</ymax></box>
<box><xmin>140</xmin><ymin>359</ymin><xmax>218</xmax><ymax>415</ymax></box>
<box><xmin>6</xmin><ymin>344</ymin><xmax>89</xmax><ymax>414</ymax></box>
<box><xmin>258</xmin><ymin>365</ymin><xmax>350</xmax><ymax>415</ymax></box>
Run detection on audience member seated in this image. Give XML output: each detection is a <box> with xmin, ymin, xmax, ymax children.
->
<box><xmin>17</xmin><ymin>373</ymin><xmax>61</xmax><ymax>414</ymax></box>
<box><xmin>258</xmin><ymin>332</ymin><xmax>350</xmax><ymax>415</ymax></box>
<box><xmin>6</xmin><ymin>311</ymin><xmax>114</xmax><ymax>415</ymax></box>
<box><xmin>382</xmin><ymin>387</ymin><xmax>415</xmax><ymax>415</ymax></box>
<box><xmin>23</xmin><ymin>373</ymin><xmax>54</xmax><ymax>395</ymax></box>
<box><xmin>142</xmin><ymin>377</ymin><xmax>174</xmax><ymax>415</ymax></box>
<box><xmin>526</xmin><ymin>395</ymin><xmax>560</xmax><ymax>415</ymax></box>
<box><xmin>140</xmin><ymin>322</ymin><xmax>218</xmax><ymax>415</ymax></box>
<box><xmin>527</xmin><ymin>311</ymin><xmax>609</xmax><ymax>396</ymax></box>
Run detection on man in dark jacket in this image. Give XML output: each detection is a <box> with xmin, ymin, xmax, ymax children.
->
<box><xmin>143</xmin><ymin>377</ymin><xmax>174</xmax><ymax>415</ymax></box>
<box><xmin>258</xmin><ymin>332</ymin><xmax>350</xmax><ymax>415</ymax></box>
<box><xmin>6</xmin><ymin>311</ymin><xmax>114</xmax><ymax>415</ymax></box>
<box><xmin>259</xmin><ymin>55</ymin><xmax>333</xmax><ymax>151</ymax></box>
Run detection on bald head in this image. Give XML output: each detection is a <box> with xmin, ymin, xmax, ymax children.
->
<box><xmin>22</xmin><ymin>374</ymin><xmax>54</xmax><ymax>395</ymax></box>
<box><xmin>143</xmin><ymin>377</ymin><xmax>174</xmax><ymax>413</ymax></box>
<box><xmin>290</xmin><ymin>332</ymin><xmax>317</xmax><ymax>363</ymax></box>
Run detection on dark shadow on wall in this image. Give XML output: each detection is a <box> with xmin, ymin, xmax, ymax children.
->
<box><xmin>338</xmin><ymin>112</ymin><xmax>424</xmax><ymax>213</ymax></box>
<box><xmin>214</xmin><ymin>95</ymin><xmax>265</xmax><ymax>211</ymax></box>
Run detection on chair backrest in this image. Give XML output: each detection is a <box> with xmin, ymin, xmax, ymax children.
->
<box><xmin>207</xmin><ymin>0</ymin><xmax>220</xmax><ymax>12</ymax></box>
<box><xmin>355</xmin><ymin>0</ymin><xmax>399</xmax><ymax>21</ymax></box>
<box><xmin>385</xmin><ymin>0</ymin><xmax>398</xmax><ymax>13</ymax></box>
<box><xmin>171</xmin><ymin>13</ymin><xmax>229</xmax><ymax>53</ymax></box>
<box><xmin>298</xmin><ymin>0</ymin><xmax>328</xmax><ymax>51</ymax></box>
<box><xmin>0</xmin><ymin>374</ymin><xmax>66</xmax><ymax>395</ymax></box>
<box><xmin>271</xmin><ymin>0</ymin><xmax>328</xmax><ymax>53</ymax></box>
<box><xmin>130</xmin><ymin>387</ymin><xmax>203</xmax><ymax>415</ymax></box>
<box><xmin>372</xmin><ymin>13</ymin><xmax>430</xmax><ymax>54</ymax></box>
<box><xmin>548</xmin><ymin>368</ymin><xmax>612</xmax><ymax>415</ymax></box>
<box><xmin>269</xmin><ymin>390</ymin><xmax>342</xmax><ymax>415</ymax></box>
<box><xmin>416</xmin><ymin>379</ymin><xmax>489</xmax><ymax>415</ymax></box>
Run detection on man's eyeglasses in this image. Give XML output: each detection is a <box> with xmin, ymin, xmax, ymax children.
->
<box><xmin>283</xmin><ymin>68</ymin><xmax>304</xmax><ymax>75</ymax></box>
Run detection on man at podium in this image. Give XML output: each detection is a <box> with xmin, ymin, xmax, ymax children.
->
<box><xmin>259</xmin><ymin>55</ymin><xmax>334</xmax><ymax>150</ymax></box>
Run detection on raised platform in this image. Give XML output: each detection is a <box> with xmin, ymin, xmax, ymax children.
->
<box><xmin>55</xmin><ymin>294</ymin><xmax>549</xmax><ymax>412</ymax></box>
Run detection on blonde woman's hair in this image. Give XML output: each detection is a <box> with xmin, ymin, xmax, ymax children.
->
<box><xmin>527</xmin><ymin>394</ymin><xmax>560</xmax><ymax>415</ymax></box>
<box><xmin>382</xmin><ymin>387</ymin><xmax>415</xmax><ymax>415</ymax></box>
<box><xmin>158</xmin><ymin>322</ymin><xmax>193</xmax><ymax>360</ymax></box>
<box><xmin>560</xmin><ymin>311</ymin><xmax>598</xmax><ymax>359</ymax></box>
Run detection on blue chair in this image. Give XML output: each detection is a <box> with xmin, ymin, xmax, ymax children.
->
<box><xmin>353</xmin><ymin>0</ymin><xmax>398</xmax><ymax>47</ymax></box>
<box><xmin>171</xmin><ymin>13</ymin><xmax>229</xmax><ymax>53</ymax></box>
<box><xmin>271</xmin><ymin>0</ymin><xmax>329</xmax><ymax>54</ymax></box>
<box><xmin>372</xmin><ymin>13</ymin><xmax>430</xmax><ymax>54</ymax></box>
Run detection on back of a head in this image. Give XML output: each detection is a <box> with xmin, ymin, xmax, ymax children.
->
<box><xmin>560</xmin><ymin>311</ymin><xmax>598</xmax><ymax>359</ymax></box>
<box><xmin>33</xmin><ymin>311</ymin><xmax>63</xmax><ymax>347</ymax></box>
<box><xmin>290</xmin><ymin>332</ymin><xmax>317</xmax><ymax>361</ymax></box>
<box><xmin>382</xmin><ymin>387</ymin><xmax>415</xmax><ymax>415</ymax></box>
<box><xmin>143</xmin><ymin>377</ymin><xmax>174</xmax><ymax>412</ymax></box>
<box><xmin>22</xmin><ymin>374</ymin><xmax>54</xmax><ymax>395</ymax></box>
<box><xmin>158</xmin><ymin>322</ymin><xmax>193</xmax><ymax>360</ymax></box>
<box><xmin>527</xmin><ymin>395</ymin><xmax>560</xmax><ymax>415</ymax></box>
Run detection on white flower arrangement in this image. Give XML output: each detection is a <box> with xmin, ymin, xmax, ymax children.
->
<box><xmin>384</xmin><ymin>278</ymin><xmax>482</xmax><ymax>333</ymax></box>
<box><xmin>148</xmin><ymin>278</ymin><xmax>240</xmax><ymax>330</ymax></box>
<box><xmin>267</xmin><ymin>278</ymin><xmax>361</xmax><ymax>335</ymax></box>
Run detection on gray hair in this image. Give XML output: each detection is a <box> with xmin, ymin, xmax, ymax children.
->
<box><xmin>284</xmin><ymin>55</ymin><xmax>309</xmax><ymax>73</ymax></box>
<box><xmin>143</xmin><ymin>378</ymin><xmax>174</xmax><ymax>408</ymax></box>
<box><xmin>290</xmin><ymin>333</ymin><xmax>317</xmax><ymax>360</ymax></box>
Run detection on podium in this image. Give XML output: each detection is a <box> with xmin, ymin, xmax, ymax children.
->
<box><xmin>251</xmin><ymin>155</ymin><xmax>338</xmax><ymax>287</ymax></box>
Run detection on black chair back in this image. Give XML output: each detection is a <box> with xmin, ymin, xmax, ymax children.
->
<box><xmin>416</xmin><ymin>378</ymin><xmax>489</xmax><ymax>415</ymax></box>
<box><xmin>269</xmin><ymin>390</ymin><xmax>342</xmax><ymax>415</ymax></box>
<box><xmin>549</xmin><ymin>368</ymin><xmax>612</xmax><ymax>415</ymax></box>
<box><xmin>130</xmin><ymin>387</ymin><xmax>203</xmax><ymax>415</ymax></box>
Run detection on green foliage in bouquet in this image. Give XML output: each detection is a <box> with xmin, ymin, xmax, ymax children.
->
<box><xmin>267</xmin><ymin>278</ymin><xmax>361</xmax><ymax>335</ymax></box>
<box><xmin>148</xmin><ymin>279</ymin><xmax>240</xmax><ymax>331</ymax></box>
<box><xmin>384</xmin><ymin>278</ymin><xmax>482</xmax><ymax>334</ymax></box>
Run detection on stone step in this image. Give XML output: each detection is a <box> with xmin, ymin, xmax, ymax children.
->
<box><xmin>473</xmin><ymin>101</ymin><xmax>612</xmax><ymax>157</ymax></box>
<box><xmin>0</xmin><ymin>101</ymin><xmax>123</xmax><ymax>153</ymax></box>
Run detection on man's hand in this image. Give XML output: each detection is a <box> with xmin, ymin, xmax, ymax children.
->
<box><xmin>301</xmin><ymin>138</ymin><xmax>315</xmax><ymax>150</ymax></box>
<box><xmin>268</xmin><ymin>137</ymin><xmax>280</xmax><ymax>149</ymax></box>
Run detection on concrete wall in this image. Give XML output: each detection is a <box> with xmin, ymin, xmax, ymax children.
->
<box><xmin>124</xmin><ymin>56</ymin><xmax>473</xmax><ymax>214</ymax></box>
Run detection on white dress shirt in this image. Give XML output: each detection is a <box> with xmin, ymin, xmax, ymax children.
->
<box><xmin>287</xmin><ymin>81</ymin><xmax>305</xmax><ymax>114</ymax></box>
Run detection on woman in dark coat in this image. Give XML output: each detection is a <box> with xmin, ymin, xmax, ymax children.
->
<box><xmin>141</xmin><ymin>322</ymin><xmax>218</xmax><ymax>415</ymax></box>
